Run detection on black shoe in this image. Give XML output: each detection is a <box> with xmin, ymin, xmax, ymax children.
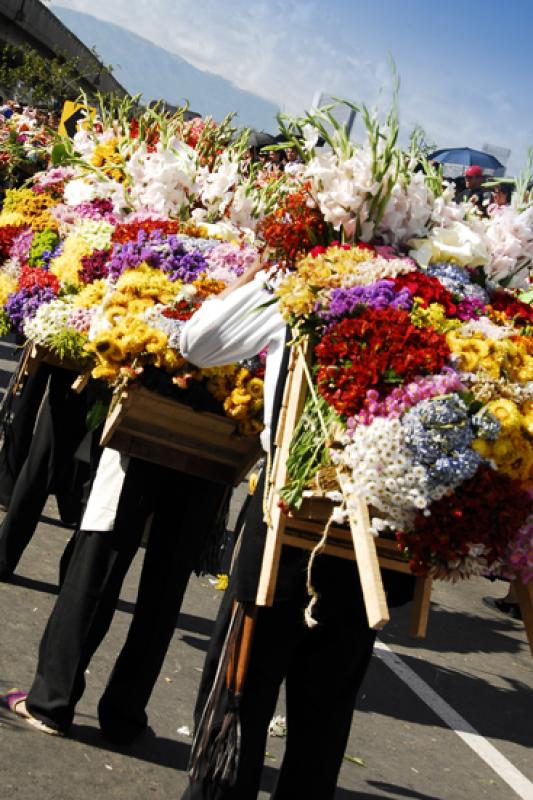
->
<box><xmin>482</xmin><ymin>596</ymin><xmax>522</xmax><ymax>621</ymax></box>
<box><xmin>100</xmin><ymin>721</ymin><xmax>152</xmax><ymax>746</ymax></box>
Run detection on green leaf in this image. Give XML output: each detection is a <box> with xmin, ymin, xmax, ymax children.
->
<box><xmin>51</xmin><ymin>141</ymin><xmax>70</xmax><ymax>166</ymax></box>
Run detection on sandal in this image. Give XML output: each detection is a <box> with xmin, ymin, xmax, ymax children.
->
<box><xmin>1</xmin><ymin>689</ymin><xmax>65</xmax><ymax>736</ymax></box>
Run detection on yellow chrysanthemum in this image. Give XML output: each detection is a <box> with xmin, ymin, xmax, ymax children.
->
<box><xmin>0</xmin><ymin>273</ymin><xmax>18</xmax><ymax>306</ymax></box>
<box><xmin>485</xmin><ymin>398</ymin><xmax>522</xmax><ymax>430</ymax></box>
<box><xmin>49</xmin><ymin>235</ymin><xmax>92</xmax><ymax>286</ymax></box>
<box><xmin>72</xmin><ymin>280</ymin><xmax>108</xmax><ymax>308</ymax></box>
<box><xmin>1</xmin><ymin>188</ymin><xmax>58</xmax><ymax>231</ymax></box>
<box><xmin>115</xmin><ymin>264</ymin><xmax>178</xmax><ymax>305</ymax></box>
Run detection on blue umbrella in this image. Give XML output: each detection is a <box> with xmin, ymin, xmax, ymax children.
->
<box><xmin>428</xmin><ymin>147</ymin><xmax>504</xmax><ymax>171</ymax></box>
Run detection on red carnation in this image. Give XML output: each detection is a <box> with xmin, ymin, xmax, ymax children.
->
<box><xmin>315</xmin><ymin>307</ymin><xmax>450</xmax><ymax>416</ymax></box>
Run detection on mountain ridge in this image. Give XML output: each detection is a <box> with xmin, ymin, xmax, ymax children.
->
<box><xmin>51</xmin><ymin>5</ymin><xmax>279</xmax><ymax>131</ymax></box>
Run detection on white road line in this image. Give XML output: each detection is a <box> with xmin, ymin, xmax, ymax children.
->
<box><xmin>374</xmin><ymin>641</ymin><xmax>533</xmax><ymax>800</ymax></box>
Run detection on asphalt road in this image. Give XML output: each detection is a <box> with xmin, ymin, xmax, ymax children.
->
<box><xmin>0</xmin><ymin>492</ymin><xmax>532</xmax><ymax>800</ymax></box>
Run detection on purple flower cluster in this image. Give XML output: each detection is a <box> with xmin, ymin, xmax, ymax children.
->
<box><xmin>80</xmin><ymin>249</ymin><xmax>111</xmax><ymax>284</ymax></box>
<box><xmin>455</xmin><ymin>297</ymin><xmax>487</xmax><ymax>321</ymax></box>
<box><xmin>318</xmin><ymin>280</ymin><xmax>413</xmax><ymax>324</ymax></box>
<box><xmin>10</xmin><ymin>229</ymin><xmax>34</xmax><ymax>263</ymax></box>
<box><xmin>159</xmin><ymin>235</ymin><xmax>208</xmax><ymax>282</ymax></box>
<box><xmin>348</xmin><ymin>368</ymin><xmax>465</xmax><ymax>427</ymax></box>
<box><xmin>108</xmin><ymin>231</ymin><xmax>208</xmax><ymax>283</ymax></box>
<box><xmin>4</xmin><ymin>285</ymin><xmax>56</xmax><ymax>332</ymax></box>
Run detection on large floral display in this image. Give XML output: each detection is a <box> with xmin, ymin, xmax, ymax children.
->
<box><xmin>267</xmin><ymin>104</ymin><xmax>533</xmax><ymax>587</ymax></box>
<box><xmin>0</xmin><ymin>107</ymin><xmax>52</xmax><ymax>190</ymax></box>
<box><xmin>0</xmin><ymin>94</ymin><xmax>531</xmax><ymax>588</ymax></box>
<box><xmin>0</xmin><ymin>100</ymin><xmax>271</xmax><ymax>435</ymax></box>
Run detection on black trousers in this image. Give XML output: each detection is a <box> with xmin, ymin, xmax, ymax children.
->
<box><xmin>0</xmin><ymin>366</ymin><xmax>88</xmax><ymax>577</ymax></box>
<box><xmin>26</xmin><ymin>458</ymin><xmax>226</xmax><ymax>738</ymax></box>
<box><xmin>183</xmin><ymin>554</ymin><xmax>376</xmax><ymax>800</ymax></box>
<box><xmin>0</xmin><ymin>361</ymin><xmax>51</xmax><ymax>506</ymax></box>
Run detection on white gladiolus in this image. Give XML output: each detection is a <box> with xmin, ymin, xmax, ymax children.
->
<box><xmin>484</xmin><ymin>205</ymin><xmax>533</xmax><ymax>288</ymax></box>
<box><xmin>127</xmin><ymin>138</ymin><xmax>200</xmax><ymax>217</ymax></box>
<box><xmin>198</xmin><ymin>153</ymin><xmax>239</xmax><ymax>216</ymax></box>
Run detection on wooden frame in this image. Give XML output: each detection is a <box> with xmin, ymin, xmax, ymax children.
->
<box><xmin>100</xmin><ymin>384</ymin><xmax>262</xmax><ymax>487</ymax></box>
<box><xmin>256</xmin><ymin>341</ymin><xmax>393</xmax><ymax>632</ymax></box>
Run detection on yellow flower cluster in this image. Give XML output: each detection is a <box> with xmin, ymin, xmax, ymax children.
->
<box><xmin>200</xmin><ymin>365</ymin><xmax>264</xmax><ymax>435</ymax></box>
<box><xmin>410</xmin><ymin>301</ymin><xmax>461</xmax><ymax>333</ymax></box>
<box><xmin>72</xmin><ymin>280</ymin><xmax>108</xmax><ymax>308</ymax></box>
<box><xmin>89</xmin><ymin>316</ymin><xmax>184</xmax><ymax>381</ymax></box>
<box><xmin>473</xmin><ymin>399</ymin><xmax>533</xmax><ymax>482</ymax></box>
<box><xmin>86</xmin><ymin>265</ymin><xmax>183</xmax><ymax>381</ymax></box>
<box><xmin>0</xmin><ymin>188</ymin><xmax>58</xmax><ymax>232</ymax></box>
<box><xmin>114</xmin><ymin>263</ymin><xmax>178</xmax><ymax>305</ymax></box>
<box><xmin>277</xmin><ymin>247</ymin><xmax>377</xmax><ymax>319</ymax></box>
<box><xmin>446</xmin><ymin>331</ymin><xmax>533</xmax><ymax>383</ymax></box>
<box><xmin>0</xmin><ymin>273</ymin><xmax>18</xmax><ymax>306</ymax></box>
<box><xmin>49</xmin><ymin>235</ymin><xmax>92</xmax><ymax>286</ymax></box>
<box><xmin>91</xmin><ymin>138</ymin><xmax>125</xmax><ymax>182</ymax></box>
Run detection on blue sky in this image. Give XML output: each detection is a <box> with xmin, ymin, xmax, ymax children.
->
<box><xmin>53</xmin><ymin>0</ymin><xmax>533</xmax><ymax>174</ymax></box>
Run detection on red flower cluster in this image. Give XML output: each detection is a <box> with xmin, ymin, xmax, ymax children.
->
<box><xmin>392</xmin><ymin>272</ymin><xmax>457</xmax><ymax>315</ymax></box>
<box><xmin>489</xmin><ymin>289</ymin><xmax>533</xmax><ymax>327</ymax></box>
<box><xmin>0</xmin><ymin>225</ymin><xmax>26</xmax><ymax>261</ymax></box>
<box><xmin>397</xmin><ymin>466</ymin><xmax>531</xmax><ymax>577</ymax></box>
<box><xmin>129</xmin><ymin>118</ymin><xmax>160</xmax><ymax>151</ymax></box>
<box><xmin>308</xmin><ymin>241</ymin><xmax>362</xmax><ymax>258</ymax></box>
<box><xmin>315</xmin><ymin>307</ymin><xmax>450</xmax><ymax>416</ymax></box>
<box><xmin>257</xmin><ymin>187</ymin><xmax>325</xmax><ymax>267</ymax></box>
<box><xmin>111</xmin><ymin>219</ymin><xmax>180</xmax><ymax>244</ymax></box>
<box><xmin>18</xmin><ymin>265</ymin><xmax>60</xmax><ymax>293</ymax></box>
<box><xmin>163</xmin><ymin>299</ymin><xmax>201</xmax><ymax>322</ymax></box>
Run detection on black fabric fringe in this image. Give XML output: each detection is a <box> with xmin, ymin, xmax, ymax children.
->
<box><xmin>188</xmin><ymin>603</ymin><xmax>245</xmax><ymax>788</ymax></box>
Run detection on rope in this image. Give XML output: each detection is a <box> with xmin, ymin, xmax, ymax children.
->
<box><xmin>303</xmin><ymin>509</ymin><xmax>335</xmax><ymax>627</ymax></box>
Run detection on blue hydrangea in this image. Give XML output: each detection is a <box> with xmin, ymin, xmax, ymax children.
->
<box><xmin>403</xmin><ymin>395</ymin><xmax>485</xmax><ymax>488</ymax></box>
<box><xmin>427</xmin><ymin>262</ymin><xmax>489</xmax><ymax>303</ymax></box>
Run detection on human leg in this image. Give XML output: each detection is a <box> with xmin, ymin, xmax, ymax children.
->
<box><xmin>0</xmin><ymin>362</ymin><xmax>51</xmax><ymax>507</ymax></box>
<box><xmin>0</xmin><ymin>367</ymin><xmax>87</xmax><ymax>577</ymax></box>
<box><xmin>24</xmin><ymin>460</ymin><xmax>150</xmax><ymax>732</ymax></box>
<box><xmin>272</xmin><ymin>612</ymin><xmax>376</xmax><ymax>800</ymax></box>
<box><xmin>98</xmin><ymin>470</ymin><xmax>227</xmax><ymax>743</ymax></box>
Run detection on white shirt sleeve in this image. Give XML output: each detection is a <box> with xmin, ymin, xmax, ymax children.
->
<box><xmin>180</xmin><ymin>272</ymin><xmax>285</xmax><ymax>367</ymax></box>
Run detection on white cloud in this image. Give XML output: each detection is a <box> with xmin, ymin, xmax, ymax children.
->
<box><xmin>53</xmin><ymin>0</ymin><xmax>532</xmax><ymax>175</ymax></box>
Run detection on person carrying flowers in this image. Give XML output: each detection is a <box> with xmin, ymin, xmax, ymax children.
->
<box><xmin>178</xmin><ymin>260</ymin><xmax>414</xmax><ymax>800</ymax></box>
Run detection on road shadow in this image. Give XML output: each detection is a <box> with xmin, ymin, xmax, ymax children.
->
<box><xmin>366</xmin><ymin>781</ymin><xmax>443</xmax><ymax>799</ymax></box>
<box><xmin>358</xmin><ymin>649</ymin><xmax>533</xmax><ymax>748</ymax></box>
<box><xmin>382</xmin><ymin>603</ymin><xmax>525</xmax><ymax>656</ymax></box>
<box><xmin>2</xmin><ymin>575</ymin><xmax>216</xmax><ymax>640</ymax></box>
<box><xmin>6</xmin><ymin>573</ymin><xmax>59</xmax><ymax>595</ymax></box>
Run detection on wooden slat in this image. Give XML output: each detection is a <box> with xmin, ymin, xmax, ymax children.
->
<box><xmin>100</xmin><ymin>385</ymin><xmax>261</xmax><ymax>486</ymax></box>
<box><xmin>409</xmin><ymin>576</ymin><xmax>433</xmax><ymax>638</ymax></box>
<box><xmin>256</xmin><ymin>345</ymin><xmax>307</xmax><ymax>606</ymax></box>
<box><xmin>347</xmin><ymin>493</ymin><xmax>389</xmax><ymax>629</ymax></box>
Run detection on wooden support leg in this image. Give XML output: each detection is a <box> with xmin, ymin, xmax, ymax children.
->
<box><xmin>409</xmin><ymin>575</ymin><xmax>433</xmax><ymax>638</ymax></box>
<box><xmin>513</xmin><ymin>579</ymin><xmax>533</xmax><ymax>657</ymax></box>
<box><xmin>348</xmin><ymin>494</ymin><xmax>389</xmax><ymax>630</ymax></box>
